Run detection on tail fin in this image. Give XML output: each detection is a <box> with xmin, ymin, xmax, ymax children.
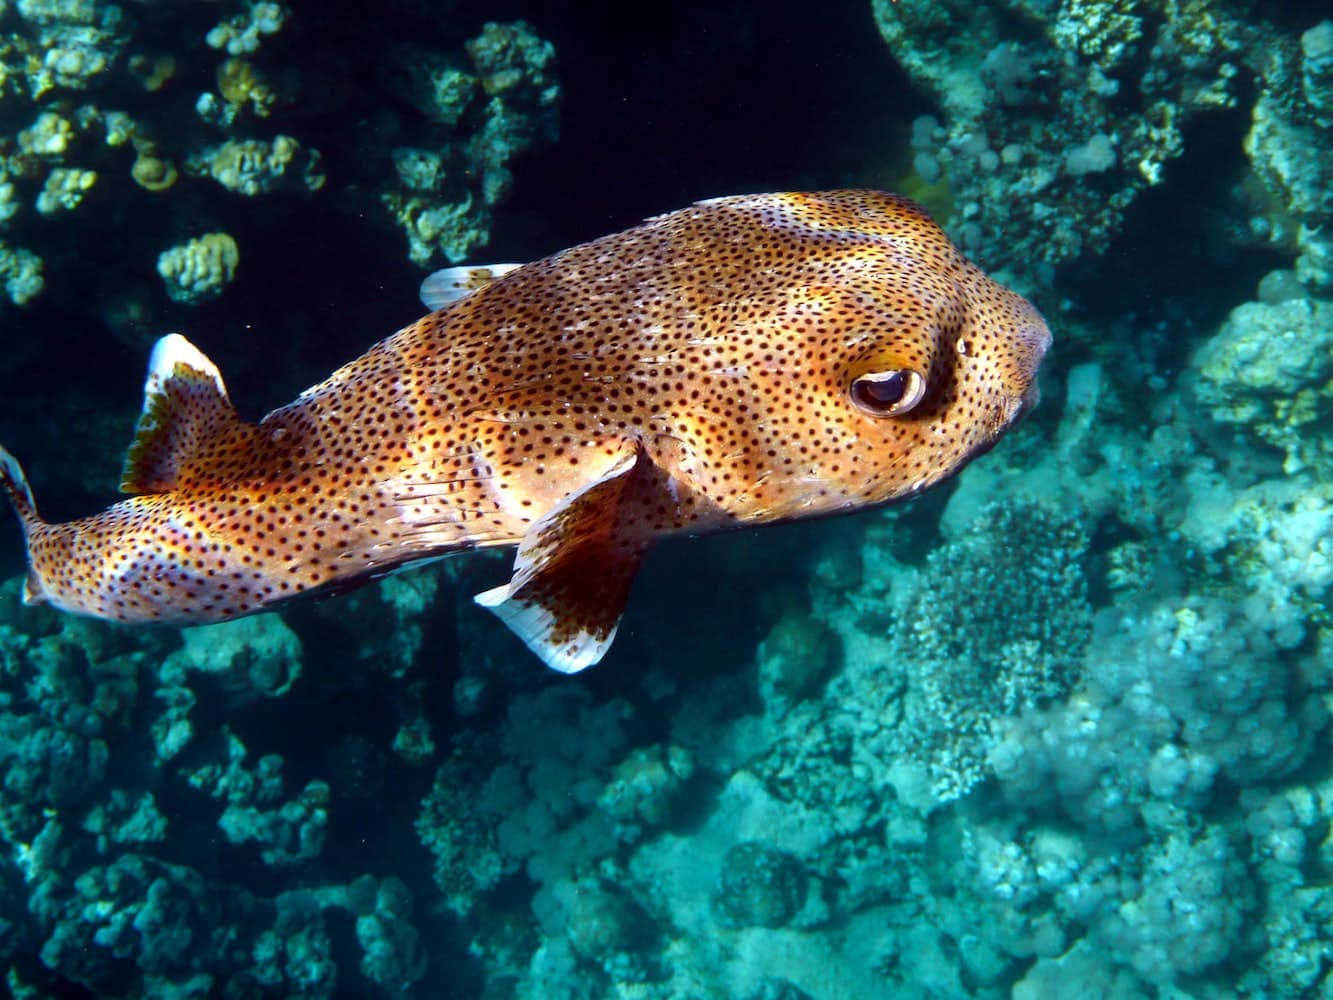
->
<box><xmin>0</xmin><ymin>444</ymin><xmax>41</xmax><ymax>536</ymax></box>
<box><xmin>0</xmin><ymin>445</ymin><xmax>49</xmax><ymax>606</ymax></box>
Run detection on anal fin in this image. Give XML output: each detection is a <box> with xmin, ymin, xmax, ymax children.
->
<box><xmin>121</xmin><ymin>334</ymin><xmax>248</xmax><ymax>494</ymax></box>
<box><xmin>475</xmin><ymin>441</ymin><xmax>647</xmax><ymax>673</ymax></box>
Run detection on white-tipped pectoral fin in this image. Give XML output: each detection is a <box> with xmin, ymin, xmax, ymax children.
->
<box><xmin>475</xmin><ymin>583</ymin><xmax>620</xmax><ymax>674</ymax></box>
<box><xmin>473</xmin><ymin>439</ymin><xmax>646</xmax><ymax>673</ymax></box>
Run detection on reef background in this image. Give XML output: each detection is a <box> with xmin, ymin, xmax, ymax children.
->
<box><xmin>0</xmin><ymin>1</ymin><xmax>1330</xmax><ymax>997</ymax></box>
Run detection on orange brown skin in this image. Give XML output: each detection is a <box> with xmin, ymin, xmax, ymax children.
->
<box><xmin>2</xmin><ymin>191</ymin><xmax>1049</xmax><ymax>642</ymax></box>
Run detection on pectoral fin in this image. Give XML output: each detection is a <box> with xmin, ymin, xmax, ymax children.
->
<box><xmin>475</xmin><ymin>441</ymin><xmax>648</xmax><ymax>673</ymax></box>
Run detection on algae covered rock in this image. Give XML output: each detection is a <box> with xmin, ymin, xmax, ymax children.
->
<box><xmin>1192</xmin><ymin>296</ymin><xmax>1333</xmax><ymax>475</ymax></box>
<box><xmin>169</xmin><ymin>612</ymin><xmax>301</xmax><ymax>699</ymax></box>
<box><xmin>757</xmin><ymin>610</ymin><xmax>840</xmax><ymax>703</ymax></box>
<box><xmin>715</xmin><ymin>841</ymin><xmax>807</xmax><ymax>928</ymax></box>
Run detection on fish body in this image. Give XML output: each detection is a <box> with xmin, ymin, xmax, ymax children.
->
<box><xmin>0</xmin><ymin>191</ymin><xmax>1049</xmax><ymax>671</ymax></box>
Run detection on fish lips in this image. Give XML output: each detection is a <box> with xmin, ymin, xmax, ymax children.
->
<box><xmin>1012</xmin><ymin>314</ymin><xmax>1053</xmax><ymax>417</ymax></box>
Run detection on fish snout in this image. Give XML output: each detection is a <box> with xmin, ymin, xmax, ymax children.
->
<box><xmin>967</xmin><ymin>286</ymin><xmax>1049</xmax><ymax>427</ymax></box>
<box><xmin>1009</xmin><ymin>313</ymin><xmax>1052</xmax><ymax>418</ymax></box>
<box><xmin>1022</xmin><ymin>307</ymin><xmax>1052</xmax><ymax>362</ymax></box>
<box><xmin>1002</xmin><ymin>285</ymin><xmax>1051</xmax><ymax>373</ymax></box>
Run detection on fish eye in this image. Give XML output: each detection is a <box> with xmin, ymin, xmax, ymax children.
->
<box><xmin>849</xmin><ymin>370</ymin><xmax>925</xmax><ymax>417</ymax></box>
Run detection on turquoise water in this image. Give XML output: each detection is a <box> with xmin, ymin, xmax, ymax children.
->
<box><xmin>0</xmin><ymin>1</ymin><xmax>1330</xmax><ymax>996</ymax></box>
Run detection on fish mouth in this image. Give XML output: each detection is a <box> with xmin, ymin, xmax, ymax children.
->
<box><xmin>1016</xmin><ymin>379</ymin><xmax>1042</xmax><ymax>421</ymax></box>
<box><xmin>1017</xmin><ymin>313</ymin><xmax>1052</xmax><ymax>402</ymax></box>
<box><xmin>1005</xmin><ymin>315</ymin><xmax>1051</xmax><ymax>423</ymax></box>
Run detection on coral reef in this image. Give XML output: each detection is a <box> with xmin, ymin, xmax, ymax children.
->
<box><xmin>893</xmin><ymin>500</ymin><xmax>1090</xmax><ymax>799</ymax></box>
<box><xmin>0</xmin><ymin>575</ymin><xmax>431</xmax><ymax>996</ymax></box>
<box><xmin>205</xmin><ymin>1</ymin><xmax>286</xmax><ymax>57</ymax></box>
<box><xmin>873</xmin><ymin>2</ymin><xmax>1333</xmax><ymax>301</ymax></box>
<box><xmin>1192</xmin><ymin>295</ymin><xmax>1333</xmax><ymax>474</ymax></box>
<box><xmin>0</xmin><ymin>0</ymin><xmax>562</xmax><ymax>536</ymax></box>
<box><xmin>872</xmin><ymin>0</ymin><xmax>1250</xmax><ymax>279</ymax></box>
<box><xmin>0</xmin><ymin>1</ymin><xmax>559</xmax><ymax>317</ymax></box>
<box><xmin>1240</xmin><ymin>19</ymin><xmax>1333</xmax><ymax>292</ymax></box>
<box><xmin>185</xmin><ymin>135</ymin><xmax>322</xmax><ymax>198</ymax></box>
<box><xmin>715</xmin><ymin>842</ymin><xmax>807</xmax><ymax>929</ymax></box>
<box><xmin>380</xmin><ymin>19</ymin><xmax>559</xmax><ymax>265</ymax></box>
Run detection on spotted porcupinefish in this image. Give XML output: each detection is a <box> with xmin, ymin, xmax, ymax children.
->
<box><xmin>0</xmin><ymin>191</ymin><xmax>1049</xmax><ymax>672</ymax></box>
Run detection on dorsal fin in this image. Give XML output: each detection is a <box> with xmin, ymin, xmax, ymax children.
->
<box><xmin>120</xmin><ymin>334</ymin><xmax>243</xmax><ymax>494</ymax></box>
<box><xmin>474</xmin><ymin>440</ymin><xmax>648</xmax><ymax>673</ymax></box>
<box><xmin>419</xmin><ymin>263</ymin><xmax>522</xmax><ymax>312</ymax></box>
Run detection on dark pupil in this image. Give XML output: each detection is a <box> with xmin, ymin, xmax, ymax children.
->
<box><xmin>854</xmin><ymin>372</ymin><xmax>907</xmax><ymax>408</ymax></box>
